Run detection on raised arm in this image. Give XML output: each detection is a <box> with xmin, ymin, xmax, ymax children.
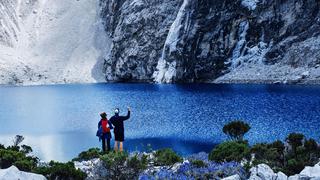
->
<box><xmin>120</xmin><ymin>109</ymin><xmax>131</xmax><ymax>121</ymax></box>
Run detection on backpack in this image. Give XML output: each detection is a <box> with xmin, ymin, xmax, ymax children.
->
<box><xmin>101</xmin><ymin>119</ymin><xmax>110</xmax><ymax>133</ymax></box>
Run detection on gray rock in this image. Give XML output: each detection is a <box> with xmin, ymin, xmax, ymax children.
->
<box><xmin>249</xmin><ymin>164</ymin><xmax>276</xmax><ymax>180</ymax></box>
<box><xmin>75</xmin><ymin>158</ymin><xmax>108</xmax><ymax>180</ymax></box>
<box><xmin>222</xmin><ymin>174</ymin><xmax>241</xmax><ymax>180</ymax></box>
<box><xmin>299</xmin><ymin>163</ymin><xmax>320</xmax><ymax>179</ymax></box>
<box><xmin>301</xmin><ymin>71</ymin><xmax>310</xmax><ymax>79</ymax></box>
<box><xmin>276</xmin><ymin>172</ymin><xmax>288</xmax><ymax>180</ymax></box>
<box><xmin>288</xmin><ymin>175</ymin><xmax>299</xmax><ymax>180</ymax></box>
<box><xmin>0</xmin><ymin>166</ymin><xmax>46</xmax><ymax>180</ymax></box>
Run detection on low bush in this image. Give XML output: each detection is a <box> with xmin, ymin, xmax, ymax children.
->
<box><xmin>190</xmin><ymin>159</ymin><xmax>207</xmax><ymax>168</ymax></box>
<box><xmin>127</xmin><ymin>154</ymin><xmax>148</xmax><ymax>174</ymax></box>
<box><xmin>0</xmin><ymin>144</ymin><xmax>5</xmax><ymax>149</ymax></box>
<box><xmin>0</xmin><ymin>148</ymin><xmax>38</xmax><ymax>171</ymax></box>
<box><xmin>286</xmin><ymin>133</ymin><xmax>304</xmax><ymax>152</ymax></box>
<box><xmin>305</xmin><ymin>138</ymin><xmax>318</xmax><ymax>152</ymax></box>
<box><xmin>72</xmin><ymin>148</ymin><xmax>102</xmax><ymax>161</ymax></box>
<box><xmin>251</xmin><ymin>143</ymin><xmax>284</xmax><ymax>169</ymax></box>
<box><xmin>247</xmin><ymin>134</ymin><xmax>319</xmax><ymax>175</ymax></box>
<box><xmin>0</xmin><ymin>136</ymin><xmax>85</xmax><ymax>180</ymax></box>
<box><xmin>34</xmin><ymin>161</ymin><xmax>86</xmax><ymax>180</ymax></box>
<box><xmin>100</xmin><ymin>151</ymin><xmax>148</xmax><ymax>179</ymax></box>
<box><xmin>223</xmin><ymin>121</ymin><xmax>251</xmax><ymax>141</ymax></box>
<box><xmin>154</xmin><ymin>148</ymin><xmax>183</xmax><ymax>166</ymax></box>
<box><xmin>209</xmin><ymin>141</ymin><xmax>250</xmax><ymax>162</ymax></box>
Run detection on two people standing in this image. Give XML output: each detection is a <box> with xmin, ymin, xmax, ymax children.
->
<box><xmin>97</xmin><ymin>107</ymin><xmax>131</xmax><ymax>152</ymax></box>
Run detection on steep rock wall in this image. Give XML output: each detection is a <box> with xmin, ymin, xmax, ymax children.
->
<box><xmin>101</xmin><ymin>0</ymin><xmax>320</xmax><ymax>83</ymax></box>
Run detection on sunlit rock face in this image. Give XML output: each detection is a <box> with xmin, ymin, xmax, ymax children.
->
<box><xmin>0</xmin><ymin>0</ymin><xmax>109</xmax><ymax>85</ymax></box>
<box><xmin>101</xmin><ymin>0</ymin><xmax>320</xmax><ymax>83</ymax></box>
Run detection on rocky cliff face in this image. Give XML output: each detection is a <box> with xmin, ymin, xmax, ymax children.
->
<box><xmin>100</xmin><ymin>0</ymin><xmax>320</xmax><ymax>83</ymax></box>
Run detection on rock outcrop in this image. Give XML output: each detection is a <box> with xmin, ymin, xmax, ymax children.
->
<box><xmin>248</xmin><ymin>164</ymin><xmax>288</xmax><ymax>180</ymax></box>
<box><xmin>74</xmin><ymin>158</ymin><xmax>108</xmax><ymax>180</ymax></box>
<box><xmin>0</xmin><ymin>166</ymin><xmax>46</xmax><ymax>180</ymax></box>
<box><xmin>289</xmin><ymin>162</ymin><xmax>320</xmax><ymax>180</ymax></box>
<box><xmin>100</xmin><ymin>0</ymin><xmax>320</xmax><ymax>84</ymax></box>
<box><xmin>243</xmin><ymin>162</ymin><xmax>320</xmax><ymax>180</ymax></box>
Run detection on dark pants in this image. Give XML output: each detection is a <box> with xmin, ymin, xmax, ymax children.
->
<box><xmin>102</xmin><ymin>132</ymin><xmax>111</xmax><ymax>152</ymax></box>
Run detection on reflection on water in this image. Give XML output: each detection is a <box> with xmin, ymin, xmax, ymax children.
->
<box><xmin>0</xmin><ymin>83</ymin><xmax>320</xmax><ymax>161</ymax></box>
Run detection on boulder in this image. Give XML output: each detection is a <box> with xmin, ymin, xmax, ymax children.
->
<box><xmin>222</xmin><ymin>174</ymin><xmax>241</xmax><ymax>180</ymax></box>
<box><xmin>299</xmin><ymin>163</ymin><xmax>320</xmax><ymax>179</ymax></box>
<box><xmin>74</xmin><ymin>158</ymin><xmax>108</xmax><ymax>180</ymax></box>
<box><xmin>276</xmin><ymin>172</ymin><xmax>288</xmax><ymax>180</ymax></box>
<box><xmin>249</xmin><ymin>164</ymin><xmax>276</xmax><ymax>180</ymax></box>
<box><xmin>301</xmin><ymin>71</ymin><xmax>310</xmax><ymax>79</ymax></box>
<box><xmin>0</xmin><ymin>166</ymin><xmax>46</xmax><ymax>180</ymax></box>
<box><xmin>288</xmin><ymin>174</ymin><xmax>299</xmax><ymax>180</ymax></box>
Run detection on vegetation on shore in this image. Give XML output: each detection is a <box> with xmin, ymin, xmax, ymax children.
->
<box><xmin>209</xmin><ymin>120</ymin><xmax>320</xmax><ymax>175</ymax></box>
<box><xmin>1</xmin><ymin>121</ymin><xmax>319</xmax><ymax>179</ymax></box>
<box><xmin>0</xmin><ymin>135</ymin><xmax>86</xmax><ymax>180</ymax></box>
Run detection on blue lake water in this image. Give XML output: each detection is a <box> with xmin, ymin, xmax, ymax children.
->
<box><xmin>0</xmin><ymin>83</ymin><xmax>319</xmax><ymax>161</ymax></box>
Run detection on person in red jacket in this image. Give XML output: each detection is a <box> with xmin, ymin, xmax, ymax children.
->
<box><xmin>98</xmin><ymin>112</ymin><xmax>113</xmax><ymax>152</ymax></box>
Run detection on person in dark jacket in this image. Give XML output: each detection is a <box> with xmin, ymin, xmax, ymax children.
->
<box><xmin>109</xmin><ymin>107</ymin><xmax>131</xmax><ymax>152</ymax></box>
<box><xmin>98</xmin><ymin>112</ymin><xmax>113</xmax><ymax>152</ymax></box>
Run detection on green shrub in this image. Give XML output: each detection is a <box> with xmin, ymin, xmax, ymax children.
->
<box><xmin>190</xmin><ymin>159</ymin><xmax>207</xmax><ymax>168</ymax></box>
<box><xmin>13</xmin><ymin>135</ymin><xmax>24</xmax><ymax>147</ymax></box>
<box><xmin>14</xmin><ymin>160</ymin><xmax>35</xmax><ymax>172</ymax></box>
<box><xmin>6</xmin><ymin>145</ymin><xmax>20</xmax><ymax>152</ymax></box>
<box><xmin>21</xmin><ymin>145</ymin><xmax>33</xmax><ymax>154</ymax></box>
<box><xmin>245</xmin><ymin>134</ymin><xmax>319</xmax><ymax>176</ymax></box>
<box><xmin>101</xmin><ymin>151</ymin><xmax>128</xmax><ymax>169</ymax></box>
<box><xmin>0</xmin><ymin>149</ymin><xmax>37</xmax><ymax>170</ymax></box>
<box><xmin>305</xmin><ymin>138</ymin><xmax>318</xmax><ymax>152</ymax></box>
<box><xmin>33</xmin><ymin>161</ymin><xmax>86</xmax><ymax>180</ymax></box>
<box><xmin>286</xmin><ymin>133</ymin><xmax>304</xmax><ymax>152</ymax></box>
<box><xmin>154</xmin><ymin>148</ymin><xmax>183</xmax><ymax>166</ymax></box>
<box><xmin>269</xmin><ymin>140</ymin><xmax>285</xmax><ymax>153</ymax></box>
<box><xmin>100</xmin><ymin>151</ymin><xmax>148</xmax><ymax>179</ymax></box>
<box><xmin>209</xmin><ymin>141</ymin><xmax>250</xmax><ymax>162</ymax></box>
<box><xmin>127</xmin><ymin>154</ymin><xmax>148</xmax><ymax>172</ymax></box>
<box><xmin>251</xmin><ymin>143</ymin><xmax>283</xmax><ymax>168</ymax></box>
<box><xmin>286</xmin><ymin>159</ymin><xmax>305</xmax><ymax>175</ymax></box>
<box><xmin>72</xmin><ymin>148</ymin><xmax>101</xmax><ymax>161</ymax></box>
<box><xmin>223</xmin><ymin>121</ymin><xmax>251</xmax><ymax>141</ymax></box>
<box><xmin>0</xmin><ymin>144</ymin><xmax>5</xmax><ymax>149</ymax></box>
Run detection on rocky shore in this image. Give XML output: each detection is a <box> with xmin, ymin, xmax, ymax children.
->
<box><xmin>214</xmin><ymin>64</ymin><xmax>320</xmax><ymax>85</ymax></box>
<box><xmin>72</xmin><ymin>152</ymin><xmax>320</xmax><ymax>180</ymax></box>
<box><xmin>1</xmin><ymin>153</ymin><xmax>319</xmax><ymax>180</ymax></box>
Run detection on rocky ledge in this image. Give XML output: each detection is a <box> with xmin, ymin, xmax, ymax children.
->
<box><xmin>74</xmin><ymin>152</ymin><xmax>320</xmax><ymax>180</ymax></box>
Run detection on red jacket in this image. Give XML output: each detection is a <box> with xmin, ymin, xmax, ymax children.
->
<box><xmin>101</xmin><ymin>119</ymin><xmax>110</xmax><ymax>133</ymax></box>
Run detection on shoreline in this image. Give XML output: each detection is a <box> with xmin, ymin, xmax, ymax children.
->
<box><xmin>1</xmin><ymin>79</ymin><xmax>320</xmax><ymax>87</ymax></box>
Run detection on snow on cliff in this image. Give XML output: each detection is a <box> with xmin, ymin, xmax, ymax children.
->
<box><xmin>0</xmin><ymin>0</ymin><xmax>110</xmax><ymax>85</ymax></box>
